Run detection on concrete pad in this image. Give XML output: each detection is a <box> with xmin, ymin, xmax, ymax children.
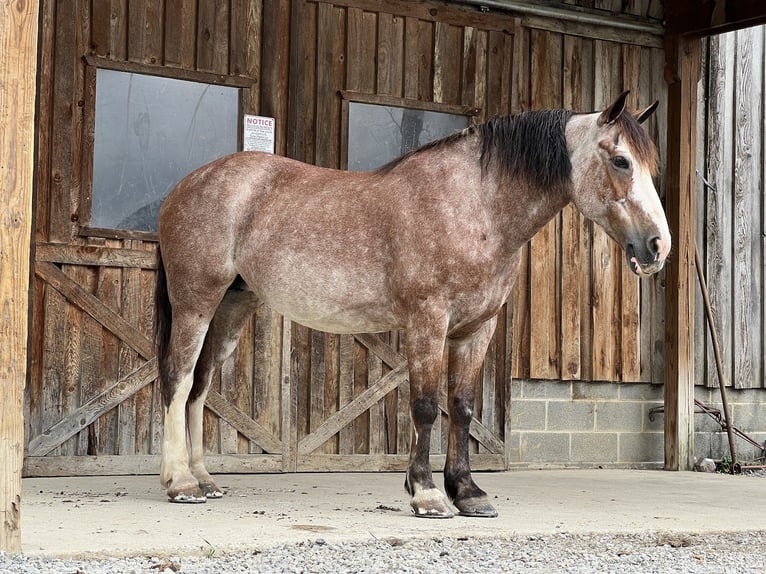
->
<box><xmin>20</xmin><ymin>469</ymin><xmax>764</xmax><ymax>558</ymax></box>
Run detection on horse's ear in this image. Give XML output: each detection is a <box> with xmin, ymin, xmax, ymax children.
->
<box><xmin>634</xmin><ymin>100</ymin><xmax>659</xmax><ymax>124</ymax></box>
<box><xmin>598</xmin><ymin>90</ymin><xmax>630</xmax><ymax>126</ymax></box>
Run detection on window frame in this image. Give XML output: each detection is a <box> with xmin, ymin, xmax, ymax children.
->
<box><xmin>80</xmin><ymin>57</ymin><xmax>254</xmax><ymax>241</ymax></box>
<box><xmin>339</xmin><ymin>91</ymin><xmax>480</xmax><ymax>171</ymax></box>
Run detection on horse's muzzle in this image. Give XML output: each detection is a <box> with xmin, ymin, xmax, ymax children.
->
<box><xmin>626</xmin><ymin>244</ymin><xmax>666</xmax><ymax>277</ymax></box>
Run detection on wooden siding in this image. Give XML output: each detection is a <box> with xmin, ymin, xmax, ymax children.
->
<box><xmin>696</xmin><ymin>25</ymin><xmax>766</xmax><ymax>390</ymax></box>
<box><xmin>27</xmin><ymin>0</ymin><xmax>668</xmax><ymax>476</ymax></box>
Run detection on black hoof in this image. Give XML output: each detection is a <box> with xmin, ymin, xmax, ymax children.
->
<box><xmin>455</xmin><ymin>496</ymin><xmax>498</xmax><ymax>518</ymax></box>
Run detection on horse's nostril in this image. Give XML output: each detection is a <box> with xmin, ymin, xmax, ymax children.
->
<box><xmin>649</xmin><ymin>236</ymin><xmax>661</xmax><ymax>256</ymax></box>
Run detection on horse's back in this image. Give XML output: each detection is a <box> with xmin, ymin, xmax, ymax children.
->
<box><xmin>159</xmin><ymin>152</ymin><xmax>401</xmax><ymax>333</ymax></box>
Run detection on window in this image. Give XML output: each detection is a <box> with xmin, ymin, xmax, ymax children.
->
<box><xmin>345</xmin><ymin>98</ymin><xmax>473</xmax><ymax>172</ymax></box>
<box><xmin>89</xmin><ymin>68</ymin><xmax>241</xmax><ymax>233</ymax></box>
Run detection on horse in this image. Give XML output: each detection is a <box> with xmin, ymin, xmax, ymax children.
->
<box><xmin>155</xmin><ymin>90</ymin><xmax>670</xmax><ymax>518</ymax></box>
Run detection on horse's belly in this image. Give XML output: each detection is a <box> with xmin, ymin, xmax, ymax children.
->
<box><xmin>247</xmin><ymin>262</ymin><xmax>399</xmax><ymax>334</ymax></box>
<box><xmin>264</xmin><ymin>293</ymin><xmax>399</xmax><ymax>334</ymax></box>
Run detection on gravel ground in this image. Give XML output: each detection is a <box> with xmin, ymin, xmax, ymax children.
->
<box><xmin>2</xmin><ymin>530</ymin><xmax>764</xmax><ymax>574</ymax></box>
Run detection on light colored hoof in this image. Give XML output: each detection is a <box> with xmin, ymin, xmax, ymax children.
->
<box><xmin>169</xmin><ymin>492</ymin><xmax>207</xmax><ymax>504</ymax></box>
<box><xmin>199</xmin><ymin>481</ymin><xmax>224</xmax><ymax>499</ymax></box>
<box><xmin>410</xmin><ymin>488</ymin><xmax>455</xmax><ymax>519</ymax></box>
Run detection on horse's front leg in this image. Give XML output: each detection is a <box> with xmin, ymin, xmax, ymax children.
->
<box><xmin>404</xmin><ymin>318</ymin><xmax>455</xmax><ymax>518</ymax></box>
<box><xmin>445</xmin><ymin>317</ymin><xmax>499</xmax><ymax>517</ymax></box>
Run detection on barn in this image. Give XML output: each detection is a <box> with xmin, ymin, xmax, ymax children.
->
<box><xmin>2</xmin><ymin>0</ymin><xmax>766</xmax><ymax>551</ymax></box>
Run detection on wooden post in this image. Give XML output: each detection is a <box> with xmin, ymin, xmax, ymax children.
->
<box><xmin>0</xmin><ymin>0</ymin><xmax>40</xmax><ymax>552</ymax></box>
<box><xmin>663</xmin><ymin>35</ymin><xmax>700</xmax><ymax>471</ymax></box>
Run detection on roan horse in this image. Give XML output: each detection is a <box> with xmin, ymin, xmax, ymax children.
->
<box><xmin>156</xmin><ymin>91</ymin><xmax>670</xmax><ymax>518</ymax></box>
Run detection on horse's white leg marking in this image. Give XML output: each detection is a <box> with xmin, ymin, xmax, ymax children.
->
<box><xmin>160</xmin><ymin>371</ymin><xmax>205</xmax><ymax>502</ymax></box>
<box><xmin>187</xmin><ymin>393</ymin><xmax>222</xmax><ymax>498</ymax></box>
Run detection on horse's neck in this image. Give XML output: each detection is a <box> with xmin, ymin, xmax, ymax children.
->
<box><xmin>487</xmin><ymin>173</ymin><xmax>571</xmax><ymax>251</ymax></box>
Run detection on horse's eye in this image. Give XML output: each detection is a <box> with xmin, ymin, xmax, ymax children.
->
<box><xmin>611</xmin><ymin>156</ymin><xmax>631</xmax><ymax>170</ymax></box>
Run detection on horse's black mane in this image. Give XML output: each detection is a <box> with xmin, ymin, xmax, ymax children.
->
<box><xmin>378</xmin><ymin>109</ymin><xmax>573</xmax><ymax>190</ymax></box>
<box><xmin>478</xmin><ymin>109</ymin><xmax>573</xmax><ymax>189</ymax></box>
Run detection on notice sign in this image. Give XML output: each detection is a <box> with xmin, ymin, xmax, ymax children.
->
<box><xmin>243</xmin><ymin>115</ymin><xmax>275</xmax><ymax>153</ymax></box>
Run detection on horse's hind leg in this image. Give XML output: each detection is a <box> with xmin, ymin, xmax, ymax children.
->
<box><xmin>160</xmin><ymin>308</ymin><xmax>218</xmax><ymax>503</ymax></box>
<box><xmin>187</xmin><ymin>280</ymin><xmax>260</xmax><ymax>499</ymax></box>
<box><xmin>444</xmin><ymin>318</ymin><xmax>498</xmax><ymax>517</ymax></box>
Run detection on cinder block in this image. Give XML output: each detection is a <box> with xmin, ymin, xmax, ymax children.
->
<box><xmin>517</xmin><ymin>432</ymin><xmax>570</xmax><ymax>463</ymax></box>
<box><xmin>521</xmin><ymin>380</ymin><xmax>572</xmax><ymax>400</ymax></box>
<box><xmin>694</xmin><ymin>432</ymin><xmax>713</xmax><ymax>460</ymax></box>
<box><xmin>573</xmin><ymin>381</ymin><xmax>618</xmax><ymax>401</ymax></box>
<box><xmin>506</xmin><ymin>432</ymin><xmax>523</xmax><ymax>463</ymax></box>
<box><xmin>547</xmin><ymin>401</ymin><xmax>595</xmax><ymax>431</ymax></box>
<box><xmin>643</xmin><ymin>403</ymin><xmax>664</xmax><ymax>432</ymax></box>
<box><xmin>619</xmin><ymin>432</ymin><xmax>663</xmax><ymax>463</ymax></box>
<box><xmin>596</xmin><ymin>401</ymin><xmax>643</xmax><ymax>432</ymax></box>
<box><xmin>511</xmin><ymin>379</ymin><xmax>523</xmax><ymax>399</ymax></box>
<box><xmin>570</xmin><ymin>432</ymin><xmax>618</xmax><ymax>463</ymax></box>
<box><xmin>510</xmin><ymin>400</ymin><xmax>546</xmax><ymax>431</ymax></box>
<box><xmin>731</xmin><ymin>401</ymin><xmax>766</xmax><ymax>433</ymax></box>
<box><xmin>619</xmin><ymin>383</ymin><xmax>664</xmax><ymax>401</ymax></box>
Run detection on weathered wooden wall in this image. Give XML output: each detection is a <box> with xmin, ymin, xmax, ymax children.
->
<box><xmin>696</xmin><ymin>25</ymin><xmax>766</xmax><ymax>390</ymax></box>
<box><xmin>26</xmin><ymin>0</ymin><xmax>667</xmax><ymax>476</ymax></box>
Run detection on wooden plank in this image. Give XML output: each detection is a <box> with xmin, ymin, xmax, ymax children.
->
<box><xmin>337</xmin><ymin>334</ymin><xmax>356</xmax><ymax>454</ymax></box>
<box><xmin>732</xmin><ymin>28</ymin><xmax>762</xmax><ymax>389</ymax></box>
<box><xmin>127</xmin><ymin>0</ymin><xmax>147</xmax><ymax>62</ymax></box>
<box><xmin>368</xmin><ymin>337</ymin><xmax>386</xmax><ymax>454</ymax></box>
<box><xmin>260</xmin><ymin>0</ymin><xmax>290</xmax><ymax>154</ymax></box>
<box><xmin>23</xmin><ymin>454</ymin><xmax>284</xmax><ymax>477</ymax></box>
<box><xmin>0</xmin><ymin>0</ymin><xmax>39</xmax><ymax>549</ymax></box>
<box><xmin>376</xmin><ymin>12</ymin><xmax>404</xmax><ymax>97</ymax></box>
<box><xmin>35</xmin><ymin>243</ymin><xmax>158</xmax><ymax>269</ymax></box>
<box><xmin>298</xmin><ymin>366</ymin><xmax>408</xmax><ymax>455</ymax></box>
<box><xmin>315</xmin><ymin>3</ymin><xmax>344</xmax><ymax>169</ymax></box>
<box><xmin>309</xmin><ymin>330</ymin><xmax>326</xmax><ymax>449</ymax></box>
<box><xmin>529</xmin><ymin>29</ymin><xmax>562</xmax><ymax>380</ymax></box>
<box><xmin>591</xmin><ymin>40</ymin><xmax>620</xmax><ymax>381</ymax></box>
<box><xmin>117</xmin><ymin>254</ymin><xmax>141</xmax><ymax>455</ymax></box>
<box><xmin>433</xmin><ymin>22</ymin><xmax>462</xmax><ymax>104</ymax></box>
<box><xmin>205</xmin><ymin>391</ymin><xmax>282</xmax><ymax>453</ymax></box>
<box><xmin>297</xmin><ymin>453</ymin><xmax>505</xmax><ymax>472</ymax></box>
<box><xmin>196</xmin><ymin>0</ymin><xmax>229</xmax><ymax>73</ymax></box>
<box><xmin>36</xmin><ymin>261</ymin><xmax>154</xmax><ymax>358</ymax></box>
<box><xmin>561</xmin><ymin>35</ymin><xmax>586</xmax><ymax>380</ymax></box>
<box><xmin>324</xmin><ymin>334</ymin><xmax>340</xmax><ymax>454</ymax></box>
<box><xmin>144</xmin><ymin>0</ymin><xmax>164</xmax><ymax>64</ymax></box>
<box><xmin>281</xmin><ymin>318</ymin><xmax>296</xmax><ymax>472</ymax></box>
<box><xmin>49</xmin><ymin>0</ymin><xmax>76</xmax><ymax>243</ymax></box>
<box><xmin>23</xmin><ymin>452</ymin><xmax>506</xmax><ymax>476</ymax></box>
<box><xmin>664</xmin><ymin>35</ymin><xmax>700</xmax><ymax>471</ymax></box>
<box><xmin>311</xmin><ymin>0</ymin><xmax>520</xmax><ymax>33</ymax></box>
<box><xmin>620</xmin><ymin>46</ymin><xmax>643</xmax><ymax>382</ymax></box>
<box><xmin>164</xmin><ymin>0</ymin><xmax>196</xmax><ymax>68</ymax></box>
<box><xmin>27</xmin><ymin>359</ymin><xmax>158</xmax><ymax>457</ymax></box>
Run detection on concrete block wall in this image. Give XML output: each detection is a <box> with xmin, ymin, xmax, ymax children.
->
<box><xmin>508</xmin><ymin>380</ymin><xmax>665</xmax><ymax>468</ymax></box>
<box><xmin>693</xmin><ymin>388</ymin><xmax>766</xmax><ymax>464</ymax></box>
<box><xmin>508</xmin><ymin>380</ymin><xmax>766</xmax><ymax>467</ymax></box>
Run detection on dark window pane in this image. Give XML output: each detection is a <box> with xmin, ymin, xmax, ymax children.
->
<box><xmin>91</xmin><ymin>69</ymin><xmax>239</xmax><ymax>231</ymax></box>
<box><xmin>347</xmin><ymin>102</ymin><xmax>469</xmax><ymax>171</ymax></box>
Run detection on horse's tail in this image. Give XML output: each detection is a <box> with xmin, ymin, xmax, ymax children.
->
<box><xmin>155</xmin><ymin>248</ymin><xmax>173</xmax><ymax>408</ymax></box>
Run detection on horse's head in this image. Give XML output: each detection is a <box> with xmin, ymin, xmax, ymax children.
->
<box><xmin>567</xmin><ymin>91</ymin><xmax>670</xmax><ymax>277</ymax></box>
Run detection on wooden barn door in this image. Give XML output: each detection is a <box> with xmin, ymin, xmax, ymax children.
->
<box><xmin>284</xmin><ymin>0</ymin><xmax>520</xmax><ymax>472</ymax></box>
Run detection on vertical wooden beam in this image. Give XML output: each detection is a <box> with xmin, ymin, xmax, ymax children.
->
<box><xmin>0</xmin><ymin>0</ymin><xmax>40</xmax><ymax>552</ymax></box>
<box><xmin>663</xmin><ymin>35</ymin><xmax>701</xmax><ymax>471</ymax></box>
